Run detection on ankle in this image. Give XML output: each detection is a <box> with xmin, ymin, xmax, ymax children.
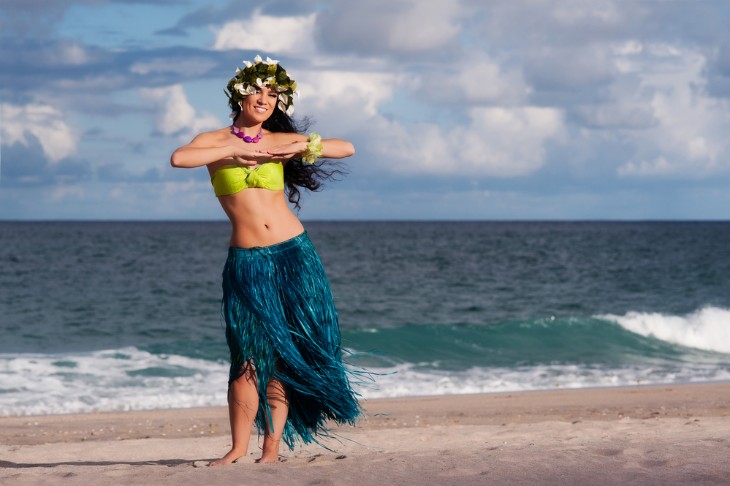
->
<box><xmin>229</xmin><ymin>445</ymin><xmax>249</xmax><ymax>454</ymax></box>
<box><xmin>262</xmin><ymin>438</ymin><xmax>281</xmax><ymax>450</ymax></box>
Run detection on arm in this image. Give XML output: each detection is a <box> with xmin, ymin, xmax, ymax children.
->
<box><xmin>321</xmin><ymin>138</ymin><xmax>355</xmax><ymax>159</ymax></box>
<box><xmin>264</xmin><ymin>135</ymin><xmax>355</xmax><ymax>161</ymax></box>
<box><xmin>170</xmin><ymin>132</ymin><xmax>270</xmax><ymax>168</ymax></box>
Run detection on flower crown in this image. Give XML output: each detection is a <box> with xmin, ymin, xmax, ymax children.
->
<box><xmin>225</xmin><ymin>55</ymin><xmax>298</xmax><ymax>118</ymax></box>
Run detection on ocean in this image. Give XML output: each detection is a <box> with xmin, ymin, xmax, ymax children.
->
<box><xmin>1</xmin><ymin>221</ymin><xmax>729</xmax><ymax>416</ymax></box>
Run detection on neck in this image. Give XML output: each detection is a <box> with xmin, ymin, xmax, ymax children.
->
<box><xmin>231</xmin><ymin>122</ymin><xmax>264</xmax><ymax>143</ymax></box>
<box><xmin>233</xmin><ymin>120</ymin><xmax>263</xmax><ymax>136</ymax></box>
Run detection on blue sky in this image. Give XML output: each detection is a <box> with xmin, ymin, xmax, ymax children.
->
<box><xmin>2</xmin><ymin>0</ymin><xmax>730</xmax><ymax>220</ymax></box>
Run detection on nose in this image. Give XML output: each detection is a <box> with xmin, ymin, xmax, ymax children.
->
<box><xmin>255</xmin><ymin>88</ymin><xmax>270</xmax><ymax>104</ymax></box>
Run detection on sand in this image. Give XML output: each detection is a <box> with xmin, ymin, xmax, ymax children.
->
<box><xmin>2</xmin><ymin>383</ymin><xmax>729</xmax><ymax>485</ymax></box>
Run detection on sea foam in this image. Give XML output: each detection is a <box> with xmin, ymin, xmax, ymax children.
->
<box><xmin>0</xmin><ymin>347</ymin><xmax>228</xmax><ymax>416</ymax></box>
<box><xmin>356</xmin><ymin>362</ymin><xmax>730</xmax><ymax>399</ymax></box>
<box><xmin>2</xmin><ymin>342</ymin><xmax>730</xmax><ymax>416</ymax></box>
<box><xmin>599</xmin><ymin>306</ymin><xmax>730</xmax><ymax>354</ymax></box>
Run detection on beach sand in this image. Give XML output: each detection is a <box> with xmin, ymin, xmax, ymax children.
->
<box><xmin>2</xmin><ymin>383</ymin><xmax>729</xmax><ymax>485</ymax></box>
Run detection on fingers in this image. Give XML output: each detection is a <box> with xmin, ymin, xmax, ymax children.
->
<box><xmin>230</xmin><ymin>149</ymin><xmax>273</xmax><ymax>165</ymax></box>
<box><xmin>231</xmin><ymin>156</ymin><xmax>260</xmax><ymax>166</ymax></box>
<box><xmin>263</xmin><ymin>151</ymin><xmax>294</xmax><ymax>159</ymax></box>
<box><xmin>265</xmin><ymin>142</ymin><xmax>302</xmax><ymax>156</ymax></box>
<box><xmin>263</xmin><ymin>148</ymin><xmax>298</xmax><ymax>159</ymax></box>
<box><xmin>262</xmin><ymin>149</ymin><xmax>288</xmax><ymax>157</ymax></box>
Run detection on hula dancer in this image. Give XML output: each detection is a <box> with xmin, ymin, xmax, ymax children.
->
<box><xmin>170</xmin><ymin>55</ymin><xmax>360</xmax><ymax>465</ymax></box>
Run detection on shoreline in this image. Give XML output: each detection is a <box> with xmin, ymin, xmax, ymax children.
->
<box><xmin>2</xmin><ymin>382</ymin><xmax>730</xmax><ymax>445</ymax></box>
<box><xmin>2</xmin><ymin>382</ymin><xmax>730</xmax><ymax>485</ymax></box>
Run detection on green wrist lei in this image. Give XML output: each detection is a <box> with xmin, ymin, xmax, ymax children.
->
<box><xmin>302</xmin><ymin>133</ymin><xmax>323</xmax><ymax>164</ymax></box>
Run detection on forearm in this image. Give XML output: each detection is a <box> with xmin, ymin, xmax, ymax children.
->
<box><xmin>170</xmin><ymin>145</ymin><xmax>234</xmax><ymax>168</ymax></box>
<box><xmin>321</xmin><ymin>138</ymin><xmax>355</xmax><ymax>159</ymax></box>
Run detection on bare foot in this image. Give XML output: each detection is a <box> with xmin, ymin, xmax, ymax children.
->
<box><xmin>256</xmin><ymin>438</ymin><xmax>281</xmax><ymax>464</ymax></box>
<box><xmin>255</xmin><ymin>453</ymin><xmax>281</xmax><ymax>464</ymax></box>
<box><xmin>209</xmin><ymin>448</ymin><xmax>247</xmax><ymax>466</ymax></box>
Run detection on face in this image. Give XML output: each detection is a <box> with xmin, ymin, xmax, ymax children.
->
<box><xmin>239</xmin><ymin>85</ymin><xmax>278</xmax><ymax>123</ymax></box>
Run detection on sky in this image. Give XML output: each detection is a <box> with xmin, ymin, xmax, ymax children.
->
<box><xmin>2</xmin><ymin>0</ymin><xmax>730</xmax><ymax>221</ymax></box>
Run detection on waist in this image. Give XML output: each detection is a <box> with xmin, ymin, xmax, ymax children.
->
<box><xmin>228</xmin><ymin>231</ymin><xmax>310</xmax><ymax>257</ymax></box>
<box><xmin>220</xmin><ymin>197</ymin><xmax>304</xmax><ymax>248</ymax></box>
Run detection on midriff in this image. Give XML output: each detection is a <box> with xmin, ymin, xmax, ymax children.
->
<box><xmin>216</xmin><ymin>188</ymin><xmax>304</xmax><ymax>248</ymax></box>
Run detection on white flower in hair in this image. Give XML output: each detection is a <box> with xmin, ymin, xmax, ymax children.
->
<box><xmin>264</xmin><ymin>56</ymin><xmax>279</xmax><ymax>65</ymax></box>
<box><xmin>253</xmin><ymin>54</ymin><xmax>263</xmax><ymax>63</ymax></box>
<box><xmin>286</xmin><ymin>104</ymin><xmax>295</xmax><ymax>116</ymax></box>
<box><xmin>242</xmin><ymin>60</ymin><xmax>252</xmax><ymax>68</ymax></box>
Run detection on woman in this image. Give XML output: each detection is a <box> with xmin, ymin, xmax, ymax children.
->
<box><xmin>170</xmin><ymin>55</ymin><xmax>360</xmax><ymax>465</ymax></box>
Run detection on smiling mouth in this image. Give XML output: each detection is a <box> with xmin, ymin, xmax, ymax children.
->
<box><xmin>254</xmin><ymin>106</ymin><xmax>268</xmax><ymax>113</ymax></box>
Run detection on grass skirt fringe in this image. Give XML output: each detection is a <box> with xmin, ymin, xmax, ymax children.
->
<box><xmin>222</xmin><ymin>231</ymin><xmax>361</xmax><ymax>449</ymax></box>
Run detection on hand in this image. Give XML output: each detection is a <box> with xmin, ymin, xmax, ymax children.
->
<box><xmin>264</xmin><ymin>141</ymin><xmax>307</xmax><ymax>160</ymax></box>
<box><xmin>229</xmin><ymin>145</ymin><xmax>273</xmax><ymax>166</ymax></box>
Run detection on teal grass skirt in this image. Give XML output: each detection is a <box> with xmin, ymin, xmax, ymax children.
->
<box><xmin>222</xmin><ymin>231</ymin><xmax>361</xmax><ymax>449</ymax></box>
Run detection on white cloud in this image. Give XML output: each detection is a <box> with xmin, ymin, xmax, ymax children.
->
<box><xmin>296</xmin><ymin>70</ymin><xmax>401</xmax><ymax>137</ymax></box>
<box><xmin>461</xmin><ymin>107</ymin><xmax>565</xmax><ymax>176</ymax></box>
<box><xmin>572</xmin><ymin>72</ymin><xmax>658</xmax><ymax>130</ymax></box>
<box><xmin>373</xmin><ymin>106</ymin><xmax>565</xmax><ymax>177</ymax></box>
<box><xmin>617</xmin><ymin>48</ymin><xmax>730</xmax><ymax>177</ymax></box>
<box><xmin>1</xmin><ymin>103</ymin><xmax>76</xmax><ymax>161</ymax></box>
<box><xmin>317</xmin><ymin>0</ymin><xmax>465</xmax><ymax>55</ymax></box>
<box><xmin>297</xmin><ymin>70</ymin><xmax>399</xmax><ymax>120</ymax></box>
<box><xmin>551</xmin><ymin>0</ymin><xmax>622</xmax><ymax>27</ymax></box>
<box><xmin>525</xmin><ymin>44</ymin><xmax>615</xmax><ymax>91</ymax></box>
<box><xmin>461</xmin><ymin>56</ymin><xmax>529</xmax><ymax>104</ymax></box>
<box><xmin>50</xmin><ymin>184</ymin><xmax>86</xmax><ymax>202</ymax></box>
<box><xmin>59</xmin><ymin>42</ymin><xmax>89</xmax><ymax>65</ymax></box>
<box><xmin>130</xmin><ymin>58</ymin><xmax>217</xmax><ymax>76</ymax></box>
<box><xmin>420</xmin><ymin>52</ymin><xmax>529</xmax><ymax>105</ymax></box>
<box><xmin>212</xmin><ymin>10</ymin><xmax>316</xmax><ymax>55</ymax></box>
<box><xmin>139</xmin><ymin>85</ymin><xmax>221</xmax><ymax>140</ymax></box>
<box><xmin>613</xmin><ymin>40</ymin><xmax>643</xmax><ymax>58</ymax></box>
<box><xmin>387</xmin><ymin>0</ymin><xmax>463</xmax><ymax>51</ymax></box>
<box><xmin>574</xmin><ymin>102</ymin><xmax>656</xmax><ymax>129</ymax></box>
<box><xmin>617</xmin><ymin>156</ymin><xmax>672</xmax><ymax>177</ymax></box>
<box><xmin>473</xmin><ymin>0</ymin><xmax>636</xmax><ymax>49</ymax></box>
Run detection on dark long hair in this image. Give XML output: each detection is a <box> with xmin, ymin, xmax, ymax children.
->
<box><xmin>234</xmin><ymin>107</ymin><xmax>346</xmax><ymax>210</ymax></box>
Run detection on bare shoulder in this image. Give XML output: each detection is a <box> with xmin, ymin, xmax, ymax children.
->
<box><xmin>267</xmin><ymin>131</ymin><xmax>307</xmax><ymax>143</ymax></box>
<box><xmin>188</xmin><ymin>127</ymin><xmax>230</xmax><ymax>147</ymax></box>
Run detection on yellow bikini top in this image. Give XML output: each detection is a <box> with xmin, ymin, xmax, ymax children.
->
<box><xmin>210</xmin><ymin>162</ymin><xmax>284</xmax><ymax>196</ymax></box>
